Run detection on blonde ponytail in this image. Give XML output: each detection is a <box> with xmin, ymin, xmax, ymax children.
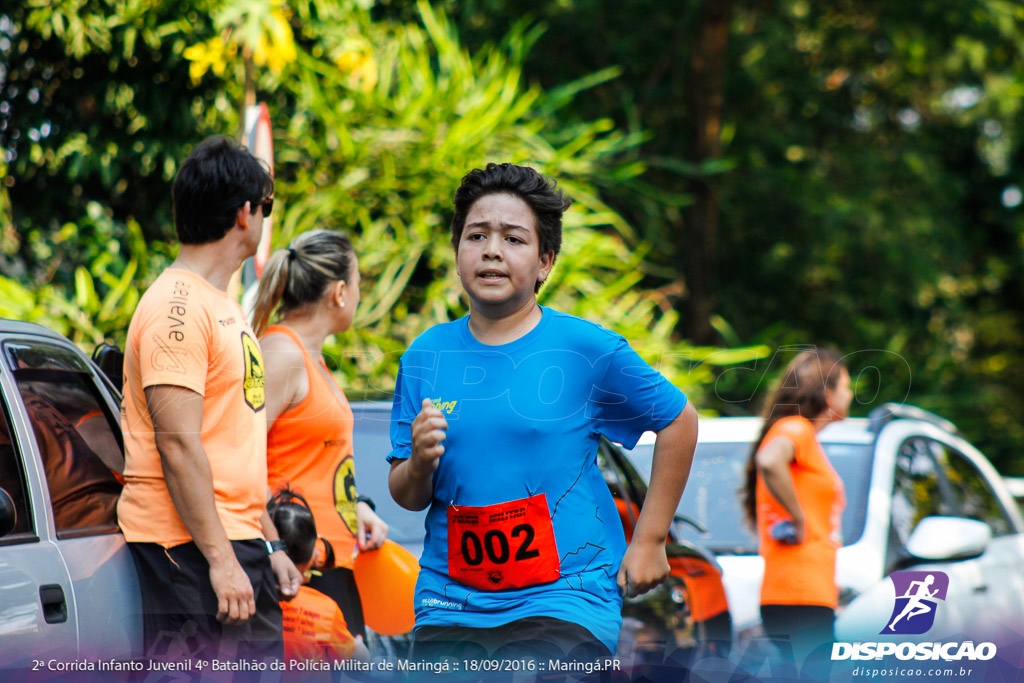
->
<box><xmin>250</xmin><ymin>230</ymin><xmax>355</xmax><ymax>336</ymax></box>
<box><xmin>251</xmin><ymin>249</ymin><xmax>292</xmax><ymax>336</ymax></box>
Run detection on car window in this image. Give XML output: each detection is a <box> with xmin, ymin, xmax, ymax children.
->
<box><xmin>0</xmin><ymin>398</ymin><xmax>34</xmax><ymax>541</ymax></box>
<box><xmin>624</xmin><ymin>440</ymin><xmax>872</xmax><ymax>554</ymax></box>
<box><xmin>887</xmin><ymin>438</ymin><xmax>954</xmax><ymax>570</ymax></box>
<box><xmin>4</xmin><ymin>341</ymin><xmax>123</xmax><ymax>539</ymax></box>
<box><xmin>928</xmin><ymin>440</ymin><xmax>1014</xmax><ymax>537</ymax></box>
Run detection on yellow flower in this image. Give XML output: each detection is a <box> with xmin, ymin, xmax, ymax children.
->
<box><xmin>183</xmin><ymin>37</ymin><xmax>228</xmax><ymax>83</ymax></box>
<box><xmin>251</xmin><ymin>8</ymin><xmax>297</xmax><ymax>75</ymax></box>
<box><xmin>334</xmin><ymin>49</ymin><xmax>378</xmax><ymax>93</ymax></box>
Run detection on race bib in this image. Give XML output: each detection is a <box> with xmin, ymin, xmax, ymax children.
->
<box><xmin>447</xmin><ymin>494</ymin><xmax>560</xmax><ymax>591</ymax></box>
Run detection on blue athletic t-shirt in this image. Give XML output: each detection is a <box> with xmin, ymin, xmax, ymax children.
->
<box><xmin>387</xmin><ymin>307</ymin><xmax>687</xmax><ymax>652</ymax></box>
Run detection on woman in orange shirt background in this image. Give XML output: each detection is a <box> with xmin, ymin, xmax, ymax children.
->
<box><xmin>252</xmin><ymin>229</ymin><xmax>389</xmax><ymax>642</ymax></box>
<box><xmin>740</xmin><ymin>348</ymin><xmax>852</xmax><ymax>663</ymax></box>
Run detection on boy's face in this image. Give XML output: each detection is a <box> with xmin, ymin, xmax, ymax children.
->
<box><xmin>456</xmin><ymin>193</ymin><xmax>554</xmax><ymax>317</ymax></box>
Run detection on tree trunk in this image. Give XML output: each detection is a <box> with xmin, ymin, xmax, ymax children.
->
<box><xmin>681</xmin><ymin>0</ymin><xmax>732</xmax><ymax>344</ymax></box>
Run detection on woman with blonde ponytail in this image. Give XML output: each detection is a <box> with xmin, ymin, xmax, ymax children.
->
<box><xmin>253</xmin><ymin>229</ymin><xmax>389</xmax><ymax>644</ymax></box>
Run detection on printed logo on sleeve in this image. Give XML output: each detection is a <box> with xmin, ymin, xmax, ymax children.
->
<box><xmin>431</xmin><ymin>398</ymin><xmax>458</xmax><ymax>414</ymax></box>
<box><xmin>241</xmin><ymin>332</ymin><xmax>265</xmax><ymax>411</ymax></box>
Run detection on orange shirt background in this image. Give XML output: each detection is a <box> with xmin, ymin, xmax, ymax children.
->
<box><xmin>282</xmin><ymin>585</ymin><xmax>355</xmax><ymax>662</ymax></box>
<box><xmin>756</xmin><ymin>415</ymin><xmax>846</xmax><ymax>608</ymax></box>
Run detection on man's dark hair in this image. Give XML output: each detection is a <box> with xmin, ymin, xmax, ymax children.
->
<box><xmin>450</xmin><ymin>163</ymin><xmax>572</xmax><ymax>288</ymax></box>
<box><xmin>172</xmin><ymin>135</ymin><xmax>274</xmax><ymax>245</ymax></box>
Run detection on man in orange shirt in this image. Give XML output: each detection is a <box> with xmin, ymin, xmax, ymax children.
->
<box><xmin>118</xmin><ymin>136</ymin><xmax>300</xmax><ymax>663</ymax></box>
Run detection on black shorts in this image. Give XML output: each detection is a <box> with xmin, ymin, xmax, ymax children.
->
<box><xmin>760</xmin><ymin>603</ymin><xmax>835</xmax><ymax>657</ymax></box>
<box><xmin>306</xmin><ymin>565</ymin><xmax>366</xmax><ymax>639</ymax></box>
<box><xmin>412</xmin><ymin>616</ymin><xmax>610</xmax><ymax>663</ymax></box>
<box><xmin>128</xmin><ymin>539</ymin><xmax>283</xmax><ymax>662</ymax></box>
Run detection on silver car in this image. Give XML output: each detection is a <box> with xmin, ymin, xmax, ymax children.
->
<box><xmin>0</xmin><ymin>321</ymin><xmax>142</xmax><ymax>669</ymax></box>
<box><xmin>622</xmin><ymin>406</ymin><xmax>1024</xmax><ymax>647</ymax></box>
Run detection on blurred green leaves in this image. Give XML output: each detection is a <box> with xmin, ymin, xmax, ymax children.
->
<box><xmin>1</xmin><ymin>0</ymin><xmax>762</xmax><ymax>406</ymax></box>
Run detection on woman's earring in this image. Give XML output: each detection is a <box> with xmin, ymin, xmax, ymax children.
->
<box><xmin>340</xmin><ymin>301</ymin><xmax>346</xmax><ymax>307</ymax></box>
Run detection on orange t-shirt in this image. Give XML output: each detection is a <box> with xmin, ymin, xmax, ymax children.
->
<box><xmin>264</xmin><ymin>325</ymin><xmax>358</xmax><ymax>567</ymax></box>
<box><xmin>282</xmin><ymin>585</ymin><xmax>355</xmax><ymax>662</ymax></box>
<box><xmin>670</xmin><ymin>555</ymin><xmax>730</xmax><ymax>623</ymax></box>
<box><xmin>756</xmin><ymin>415</ymin><xmax>845</xmax><ymax>608</ymax></box>
<box><xmin>117</xmin><ymin>269</ymin><xmax>268</xmax><ymax>545</ymax></box>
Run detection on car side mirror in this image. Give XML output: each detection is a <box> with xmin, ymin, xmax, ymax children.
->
<box><xmin>0</xmin><ymin>487</ymin><xmax>16</xmax><ymax>537</ymax></box>
<box><xmin>906</xmin><ymin>516</ymin><xmax>991</xmax><ymax>562</ymax></box>
<box><xmin>92</xmin><ymin>343</ymin><xmax>124</xmax><ymax>391</ymax></box>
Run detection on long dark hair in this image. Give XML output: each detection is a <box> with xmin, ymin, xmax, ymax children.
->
<box><xmin>267</xmin><ymin>486</ymin><xmax>319</xmax><ymax>566</ymax></box>
<box><xmin>740</xmin><ymin>348</ymin><xmax>846</xmax><ymax>529</ymax></box>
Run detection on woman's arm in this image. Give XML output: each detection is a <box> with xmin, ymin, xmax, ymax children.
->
<box><xmin>755</xmin><ymin>436</ymin><xmax>804</xmax><ymax>541</ymax></box>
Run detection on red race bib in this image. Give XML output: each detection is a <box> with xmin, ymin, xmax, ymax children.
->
<box><xmin>447</xmin><ymin>494</ymin><xmax>560</xmax><ymax>591</ymax></box>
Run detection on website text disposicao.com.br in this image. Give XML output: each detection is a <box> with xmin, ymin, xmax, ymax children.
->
<box><xmin>834</xmin><ymin>641</ymin><xmax>996</xmax><ymax>679</ymax></box>
<box><xmin>850</xmin><ymin>664</ymin><xmax>980</xmax><ymax>679</ymax></box>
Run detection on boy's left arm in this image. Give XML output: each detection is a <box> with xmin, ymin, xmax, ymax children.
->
<box><xmin>617</xmin><ymin>401</ymin><xmax>698</xmax><ymax>597</ymax></box>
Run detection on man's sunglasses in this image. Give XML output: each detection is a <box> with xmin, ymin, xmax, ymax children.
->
<box><xmin>257</xmin><ymin>196</ymin><xmax>274</xmax><ymax>216</ymax></box>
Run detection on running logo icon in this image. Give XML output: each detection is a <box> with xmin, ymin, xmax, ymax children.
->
<box><xmin>882</xmin><ymin>571</ymin><xmax>949</xmax><ymax>635</ymax></box>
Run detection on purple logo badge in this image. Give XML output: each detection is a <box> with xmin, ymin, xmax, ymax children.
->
<box><xmin>882</xmin><ymin>571</ymin><xmax>949</xmax><ymax>635</ymax></box>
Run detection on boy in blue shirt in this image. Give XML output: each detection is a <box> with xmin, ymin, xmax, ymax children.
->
<box><xmin>388</xmin><ymin>163</ymin><xmax>698</xmax><ymax>660</ymax></box>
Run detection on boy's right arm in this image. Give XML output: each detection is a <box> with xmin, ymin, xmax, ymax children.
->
<box><xmin>388</xmin><ymin>398</ymin><xmax>447</xmax><ymax>511</ymax></box>
<box><xmin>145</xmin><ymin>384</ymin><xmax>256</xmax><ymax>625</ymax></box>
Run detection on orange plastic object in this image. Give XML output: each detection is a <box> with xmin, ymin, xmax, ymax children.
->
<box><xmin>353</xmin><ymin>540</ymin><xmax>419</xmax><ymax>635</ymax></box>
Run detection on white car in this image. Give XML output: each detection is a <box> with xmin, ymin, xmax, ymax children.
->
<box><xmin>624</xmin><ymin>405</ymin><xmax>1024</xmax><ymax>647</ymax></box>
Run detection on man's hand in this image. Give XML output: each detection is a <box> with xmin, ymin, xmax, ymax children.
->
<box><xmin>617</xmin><ymin>538</ymin><xmax>670</xmax><ymax>598</ymax></box>
<box><xmin>356</xmin><ymin>502</ymin><xmax>389</xmax><ymax>552</ymax></box>
<box><xmin>410</xmin><ymin>398</ymin><xmax>447</xmax><ymax>477</ymax></box>
<box><xmin>209</xmin><ymin>557</ymin><xmax>256</xmax><ymax>625</ymax></box>
<box><xmin>270</xmin><ymin>550</ymin><xmax>302</xmax><ymax>601</ymax></box>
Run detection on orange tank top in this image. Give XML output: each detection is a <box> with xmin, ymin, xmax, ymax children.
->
<box><xmin>756</xmin><ymin>415</ymin><xmax>846</xmax><ymax>608</ymax></box>
<box><xmin>265</xmin><ymin>325</ymin><xmax>359</xmax><ymax>567</ymax></box>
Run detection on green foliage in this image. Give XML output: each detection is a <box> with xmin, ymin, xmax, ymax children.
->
<box><xmin>271</xmin><ymin>2</ymin><xmax>762</xmax><ymax>396</ymax></box>
<box><xmin>382</xmin><ymin>0</ymin><xmax>1024</xmax><ymax>473</ymax></box>
<box><xmin>1</xmin><ymin>0</ymin><xmax>210</xmax><ymax>295</ymax></box>
<box><xmin>0</xmin><ymin>216</ymin><xmax>151</xmax><ymax>346</ymax></box>
<box><xmin>1</xmin><ymin>0</ymin><xmax>762</xmax><ymax>407</ymax></box>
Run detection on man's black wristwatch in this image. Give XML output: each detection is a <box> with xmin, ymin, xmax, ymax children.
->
<box><xmin>265</xmin><ymin>539</ymin><xmax>287</xmax><ymax>555</ymax></box>
<box><xmin>356</xmin><ymin>495</ymin><xmax>376</xmax><ymax>512</ymax></box>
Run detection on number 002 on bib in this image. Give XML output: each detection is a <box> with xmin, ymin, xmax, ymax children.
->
<box><xmin>447</xmin><ymin>494</ymin><xmax>560</xmax><ymax>591</ymax></box>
